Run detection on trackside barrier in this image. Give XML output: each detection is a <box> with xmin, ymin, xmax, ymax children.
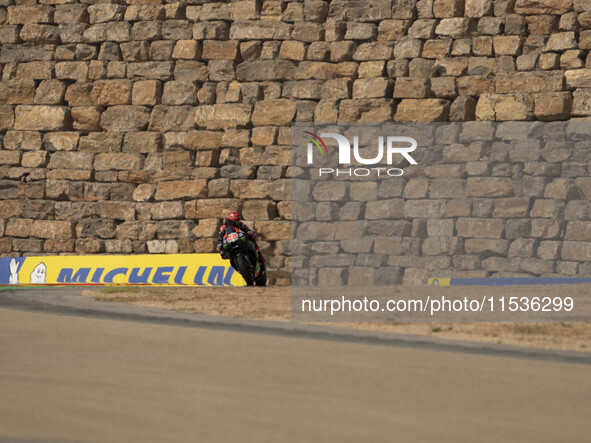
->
<box><xmin>0</xmin><ymin>254</ymin><xmax>244</xmax><ymax>287</ymax></box>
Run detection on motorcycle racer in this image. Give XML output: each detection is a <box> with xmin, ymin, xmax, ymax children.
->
<box><xmin>217</xmin><ymin>211</ymin><xmax>266</xmax><ymax>272</ymax></box>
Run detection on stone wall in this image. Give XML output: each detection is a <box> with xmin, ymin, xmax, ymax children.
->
<box><xmin>291</xmin><ymin>121</ymin><xmax>591</xmax><ymax>286</ymax></box>
<box><xmin>0</xmin><ymin>0</ymin><xmax>590</xmax><ymax>284</ymax></box>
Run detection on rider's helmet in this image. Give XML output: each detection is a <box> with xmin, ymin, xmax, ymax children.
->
<box><xmin>226</xmin><ymin>211</ymin><xmax>241</xmax><ymax>228</ymax></box>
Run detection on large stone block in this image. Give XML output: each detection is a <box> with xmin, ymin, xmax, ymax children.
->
<box><xmin>565</xmin><ymin>221</ymin><xmax>591</xmax><ymax>240</ymax></box>
<box><xmin>435</xmin><ymin>18</ymin><xmax>473</xmax><ymax>37</ymax></box>
<box><xmin>120</xmin><ymin>41</ymin><xmax>150</xmax><ymax>62</ymax></box>
<box><xmin>493</xmin><ymin>36</ymin><xmax>523</xmax><ymax>56</ymax></box>
<box><xmin>162</xmin><ymin>81</ymin><xmax>198</xmax><ymax>106</ymax></box>
<box><xmin>91</xmin><ymin>80</ymin><xmax>132</xmax><ymax>106</ymax></box>
<box><xmin>5</xmin><ymin>219</ymin><xmax>33</xmax><ymax>238</ymax></box>
<box><xmin>253</xmin><ymin>221</ymin><xmax>291</xmax><ymax>241</ymax></box>
<box><xmin>571</xmin><ymin>89</ymin><xmax>591</xmax><ymax>116</ymax></box>
<box><xmin>100</xmin><ymin>105</ymin><xmax>150</xmax><ymax>132</ymax></box>
<box><xmin>467</xmin><ymin>177</ymin><xmax>514</xmax><ymax>197</ymax></box>
<box><xmin>94</xmin><ymin>153</ymin><xmax>144</xmax><ymax>171</ymax></box>
<box><xmin>405</xmin><ymin>200</ymin><xmax>446</xmax><ymax>218</ymax></box>
<box><xmin>465</xmin><ymin>0</ymin><xmax>493</xmax><ymax>17</ymax></box>
<box><xmin>353</xmin><ymin>42</ymin><xmax>394</xmax><ymax>61</ymax></box>
<box><xmin>65</xmin><ymin>83</ymin><xmax>93</xmax><ymax>107</ymax></box>
<box><xmin>394</xmin><ymin>99</ymin><xmax>450</xmax><ymax>122</ymax></box>
<box><xmin>55</xmin><ymin>62</ymin><xmax>88</xmax><ymax>81</ymax></box>
<box><xmin>353</xmin><ymin>78</ymin><xmax>393</xmax><ymax>99</ymax></box>
<box><xmin>0</xmin><ymin>151</ymin><xmax>21</xmax><ymax>165</ymax></box>
<box><xmin>148</xmin><ymin>105</ymin><xmax>195</xmax><ymax>132</ymax></box>
<box><xmin>366</xmin><ymin>199</ymin><xmax>405</xmax><ymax>219</ymax></box>
<box><xmin>330</xmin><ymin>0</ymin><xmax>392</xmax><ymax>21</ymax></box>
<box><xmin>514</xmin><ymin>0</ymin><xmax>572</xmax><ymax>14</ymax></box>
<box><xmin>433</xmin><ymin>0</ymin><xmax>465</xmax><ymax>17</ymax></box>
<box><xmin>195</xmin><ymin>104</ymin><xmax>251</xmax><ymax>130</ymax></box>
<box><xmin>456</xmin><ymin>218</ymin><xmax>505</xmax><ymax>238</ymax></box>
<box><xmin>124</xmin><ymin>5</ymin><xmax>165</xmax><ymax>22</ymax></box>
<box><xmin>0</xmin><ymin>44</ymin><xmax>55</xmax><ymax>63</ymax></box>
<box><xmin>34</xmin><ymin>79</ymin><xmax>67</xmax><ymax>104</ymax></box>
<box><xmin>98</xmin><ymin>201</ymin><xmax>135</xmax><ymax>221</ymax></box>
<box><xmin>71</xmin><ymin>107</ymin><xmax>101</xmax><ymax>132</ymax></box>
<box><xmin>423</xmin><ymin>237</ymin><xmax>462</xmax><ymax>255</ymax></box>
<box><xmin>55</xmin><ymin>202</ymin><xmax>99</xmax><ymax>221</ymax></box>
<box><xmin>155</xmin><ymin>180</ymin><xmax>207</xmax><ymax>200</ymax></box>
<box><xmin>464</xmin><ymin>238</ymin><xmax>508</xmax><ymax>255</ymax></box>
<box><xmin>193</xmin><ymin>21</ymin><xmax>229</xmax><ymax>40</ymax></box>
<box><xmin>202</xmin><ymin>40</ymin><xmax>238</xmax><ymax>61</ymax></box>
<box><xmin>153</xmin><ymin>223</ymin><xmax>191</xmax><ymax>242</ymax></box>
<box><xmin>47</xmin><ymin>152</ymin><xmax>92</xmax><ymax>170</ymax></box>
<box><xmin>147</xmin><ymin>202</ymin><xmax>183</xmax><ymax>220</ymax></box>
<box><xmin>565</xmin><ymin>69</ymin><xmax>591</xmax><ymax>88</ymax></box>
<box><xmin>251</xmin><ymin>99</ymin><xmax>296</xmax><ymax>126</ymax></box>
<box><xmin>242</xmin><ymin>200</ymin><xmax>276</xmax><ymax>221</ymax></box>
<box><xmin>544</xmin><ymin>178</ymin><xmax>582</xmax><ymax>199</ymax></box>
<box><xmin>30</xmin><ymin>220</ymin><xmax>73</xmax><ymax>240</ymax></box>
<box><xmin>0</xmin><ymin>201</ymin><xmax>24</xmax><ymax>219</ymax></box>
<box><xmin>0</xmin><ymin>25</ymin><xmax>20</xmax><ymax>45</ymax></box>
<box><xmin>493</xmin><ymin>198</ymin><xmax>531</xmax><ymax>217</ymax></box>
<box><xmin>530</xmin><ymin>219</ymin><xmax>561</xmax><ymax>238</ymax></box>
<box><xmin>20</xmin><ymin>24</ymin><xmax>60</xmax><ymax>45</ymax></box>
<box><xmin>236</xmin><ymin>60</ymin><xmax>296</xmax><ymax>81</ymax></box>
<box><xmin>190</xmin><ymin>199</ymin><xmax>242</xmax><ymax>219</ymax></box>
<box><xmin>476</xmin><ymin>93</ymin><xmax>535</xmax><ymax>121</ymax></box>
<box><xmin>316</xmin><ymin>267</ymin><xmax>346</xmax><ymax>286</ymax></box>
<box><xmin>127</xmin><ymin>62</ymin><xmax>174</xmax><ymax>81</ymax></box>
<box><xmin>546</xmin><ymin>32</ymin><xmax>577</xmax><ymax>51</ymax></box>
<box><xmin>310</xmin><ymin>182</ymin><xmax>347</xmax><ymax>202</ymax></box>
<box><xmin>123</xmin><ymin>132</ymin><xmax>161</xmax><ymax>153</ymax></box>
<box><xmin>230</xmin><ymin>179</ymin><xmax>270</xmax><ymax>199</ymax></box>
<box><xmin>0</xmin><ymin>106</ymin><xmax>14</xmax><ymax>131</ymax></box>
<box><xmin>7</xmin><ymin>6</ymin><xmax>54</xmax><ymax>24</ymax></box>
<box><xmin>14</xmin><ymin>105</ymin><xmax>70</xmax><ymax>131</ymax></box>
<box><xmin>230</xmin><ymin>21</ymin><xmax>292</xmax><ymax>40</ymax></box>
<box><xmin>132</xmin><ymin>80</ymin><xmax>162</xmax><ymax>106</ymax></box>
<box><xmin>534</xmin><ymin>92</ymin><xmax>572</xmax><ymax>120</ymax></box>
<box><xmin>496</xmin><ymin>72</ymin><xmax>564</xmax><ymax>94</ymax></box>
<box><xmin>0</xmin><ymin>80</ymin><xmax>36</xmax><ymax>105</ymax></box>
<box><xmin>377</xmin><ymin>19</ymin><xmax>412</xmax><ymax>40</ymax></box>
<box><xmin>562</xmin><ymin>241</ymin><xmax>591</xmax><ymax>261</ymax></box>
<box><xmin>4</xmin><ymin>131</ymin><xmax>42</xmax><ymax>151</ymax></box>
<box><xmin>422</xmin><ymin>39</ymin><xmax>452</xmax><ymax>59</ymax></box>
<box><xmin>88</xmin><ymin>4</ymin><xmax>124</xmax><ymax>24</ymax></box>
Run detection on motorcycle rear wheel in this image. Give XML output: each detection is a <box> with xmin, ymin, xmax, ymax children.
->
<box><xmin>236</xmin><ymin>255</ymin><xmax>254</xmax><ymax>286</ymax></box>
<box><xmin>255</xmin><ymin>271</ymin><xmax>267</xmax><ymax>286</ymax></box>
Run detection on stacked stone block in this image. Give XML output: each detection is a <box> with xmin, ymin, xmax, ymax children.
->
<box><xmin>0</xmin><ymin>0</ymin><xmax>590</xmax><ymax>284</ymax></box>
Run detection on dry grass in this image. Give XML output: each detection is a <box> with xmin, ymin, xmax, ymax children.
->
<box><xmin>83</xmin><ymin>285</ymin><xmax>591</xmax><ymax>352</ymax></box>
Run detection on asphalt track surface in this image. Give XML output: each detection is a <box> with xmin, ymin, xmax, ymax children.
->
<box><xmin>0</xmin><ymin>289</ymin><xmax>590</xmax><ymax>443</ymax></box>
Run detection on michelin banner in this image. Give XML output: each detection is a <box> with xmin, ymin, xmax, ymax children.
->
<box><xmin>0</xmin><ymin>254</ymin><xmax>244</xmax><ymax>287</ymax></box>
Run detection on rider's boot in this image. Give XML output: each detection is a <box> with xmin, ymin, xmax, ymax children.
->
<box><xmin>258</xmin><ymin>251</ymin><xmax>266</xmax><ymax>271</ymax></box>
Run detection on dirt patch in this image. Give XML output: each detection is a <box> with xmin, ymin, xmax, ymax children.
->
<box><xmin>83</xmin><ymin>285</ymin><xmax>591</xmax><ymax>352</ymax></box>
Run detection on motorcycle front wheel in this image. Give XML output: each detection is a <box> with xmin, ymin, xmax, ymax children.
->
<box><xmin>236</xmin><ymin>255</ymin><xmax>254</xmax><ymax>286</ymax></box>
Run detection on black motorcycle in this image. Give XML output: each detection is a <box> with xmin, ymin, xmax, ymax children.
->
<box><xmin>222</xmin><ymin>226</ymin><xmax>266</xmax><ymax>286</ymax></box>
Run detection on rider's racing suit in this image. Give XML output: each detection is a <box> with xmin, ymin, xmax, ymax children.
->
<box><xmin>217</xmin><ymin>221</ymin><xmax>266</xmax><ymax>270</ymax></box>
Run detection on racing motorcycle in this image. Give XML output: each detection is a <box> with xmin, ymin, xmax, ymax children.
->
<box><xmin>222</xmin><ymin>226</ymin><xmax>267</xmax><ymax>286</ymax></box>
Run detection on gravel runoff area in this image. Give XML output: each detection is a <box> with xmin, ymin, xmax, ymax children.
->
<box><xmin>83</xmin><ymin>284</ymin><xmax>591</xmax><ymax>353</ymax></box>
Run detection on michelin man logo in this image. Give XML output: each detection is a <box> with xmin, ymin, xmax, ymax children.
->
<box><xmin>9</xmin><ymin>258</ymin><xmax>46</xmax><ymax>284</ymax></box>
